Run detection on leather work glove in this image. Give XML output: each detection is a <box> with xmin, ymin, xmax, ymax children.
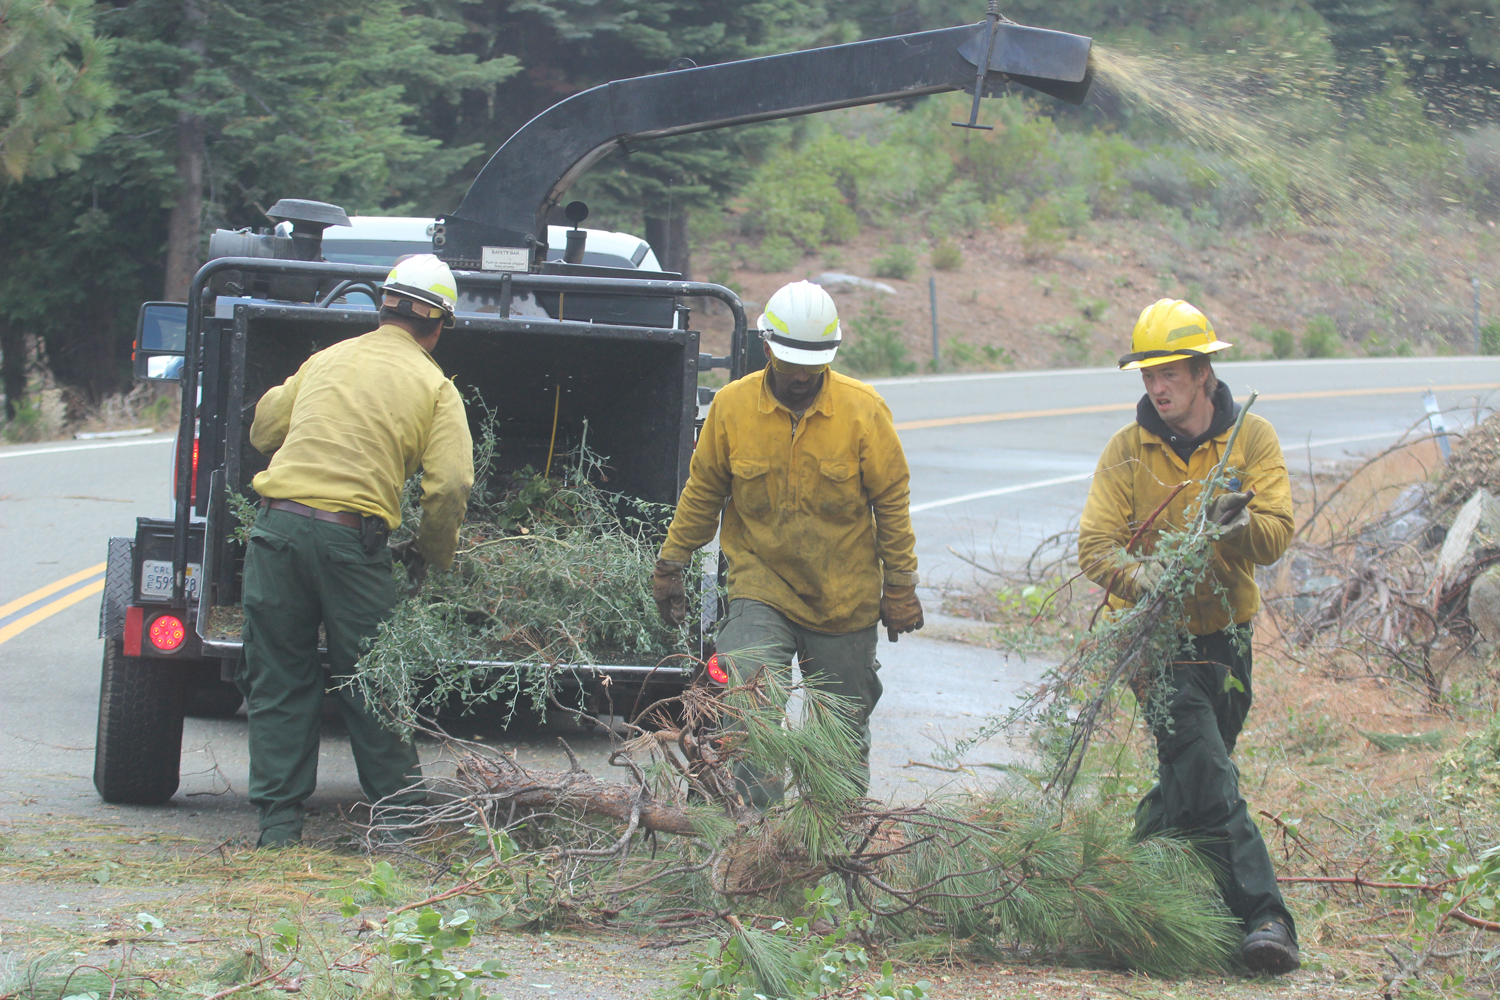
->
<box><xmin>880</xmin><ymin>584</ymin><xmax>924</xmax><ymax>642</ymax></box>
<box><xmin>1116</xmin><ymin>559</ymin><xmax>1164</xmax><ymax>602</ymax></box>
<box><xmin>653</xmin><ymin>558</ymin><xmax>687</xmax><ymax>627</ymax></box>
<box><xmin>1208</xmin><ymin>491</ymin><xmax>1253</xmax><ymax>546</ymax></box>
<box><xmin>389</xmin><ymin>539</ymin><xmax>429</xmax><ymax>596</ymax></box>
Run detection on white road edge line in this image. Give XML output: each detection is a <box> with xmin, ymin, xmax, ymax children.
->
<box><xmin>0</xmin><ymin>436</ymin><xmax>174</xmax><ymax>460</ymax></box>
<box><xmin>911</xmin><ymin>473</ymin><xmax>1095</xmax><ymax>513</ymax></box>
<box><xmin>910</xmin><ymin>430</ymin><xmax>1415</xmax><ymax>514</ymax></box>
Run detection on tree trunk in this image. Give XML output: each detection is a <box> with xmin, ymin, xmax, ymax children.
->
<box><xmin>0</xmin><ymin>319</ymin><xmax>27</xmax><ymax>421</ymax></box>
<box><xmin>44</xmin><ymin>294</ymin><xmax>126</xmax><ymax>404</ymax></box>
<box><xmin>163</xmin><ymin>1</ymin><xmax>207</xmax><ymax>302</ymax></box>
<box><xmin>644</xmin><ymin>212</ymin><xmax>691</xmax><ymax>278</ymax></box>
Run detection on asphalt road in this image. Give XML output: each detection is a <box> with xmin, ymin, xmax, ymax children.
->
<box><xmin>0</xmin><ymin>355</ymin><xmax>1495</xmax><ymax>843</ymax></box>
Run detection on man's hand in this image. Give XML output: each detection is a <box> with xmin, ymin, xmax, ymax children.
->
<box><xmin>1113</xmin><ymin>559</ymin><xmax>1164</xmax><ymax>602</ymax></box>
<box><xmin>652</xmin><ymin>559</ymin><xmax>687</xmax><ymax>627</ymax></box>
<box><xmin>389</xmin><ymin>539</ymin><xmax>428</xmax><ymax>596</ymax></box>
<box><xmin>1208</xmin><ymin>491</ymin><xmax>1253</xmax><ymax>546</ymax></box>
<box><xmin>880</xmin><ymin>584</ymin><xmax>924</xmax><ymax>642</ymax></box>
<box><xmin>1134</xmin><ymin>559</ymin><xmax>1165</xmax><ymax>595</ymax></box>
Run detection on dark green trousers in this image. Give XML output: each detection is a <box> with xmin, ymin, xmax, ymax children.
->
<box><xmin>715</xmin><ymin>598</ymin><xmax>882</xmax><ymax>809</ymax></box>
<box><xmin>240</xmin><ymin>507</ymin><xmax>423</xmax><ymax>846</ymax></box>
<box><xmin>1133</xmin><ymin>625</ymin><xmax>1296</xmax><ymax>941</ymax></box>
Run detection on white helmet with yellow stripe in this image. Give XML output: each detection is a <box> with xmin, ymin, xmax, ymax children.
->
<box><xmin>383</xmin><ymin>253</ymin><xmax>458</xmax><ymax>328</ymax></box>
<box><xmin>758</xmin><ymin>280</ymin><xmax>841</xmax><ymax>366</ymax></box>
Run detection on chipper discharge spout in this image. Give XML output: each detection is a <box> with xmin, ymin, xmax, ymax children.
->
<box><xmin>435</xmin><ymin>15</ymin><xmax>1093</xmax><ymax>269</ymax></box>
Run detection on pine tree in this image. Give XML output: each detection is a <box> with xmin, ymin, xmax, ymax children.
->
<box><xmin>0</xmin><ymin>0</ymin><xmax>116</xmax><ymax>181</ymax></box>
<box><xmin>92</xmin><ymin>0</ymin><xmax>520</xmax><ymax>299</ymax></box>
<box><xmin>0</xmin><ymin>0</ymin><xmax>518</xmax><ymax>408</ymax></box>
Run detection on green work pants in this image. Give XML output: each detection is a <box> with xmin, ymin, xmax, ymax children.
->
<box><xmin>1133</xmin><ymin>625</ymin><xmax>1296</xmax><ymax>941</ymax></box>
<box><xmin>715</xmin><ymin>598</ymin><xmax>882</xmax><ymax>809</ymax></box>
<box><xmin>240</xmin><ymin>507</ymin><xmax>423</xmax><ymax>846</ymax></box>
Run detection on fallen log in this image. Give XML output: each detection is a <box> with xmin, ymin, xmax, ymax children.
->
<box><xmin>458</xmin><ymin>752</ymin><xmax>702</xmax><ymax>837</ymax></box>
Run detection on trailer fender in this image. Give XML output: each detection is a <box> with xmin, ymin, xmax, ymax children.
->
<box><xmin>99</xmin><ymin>536</ymin><xmax>133</xmax><ymax>642</ymax></box>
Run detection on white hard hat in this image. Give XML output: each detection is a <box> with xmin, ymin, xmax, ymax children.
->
<box><xmin>758</xmin><ymin>280</ymin><xmax>841</xmax><ymax>365</ymax></box>
<box><xmin>383</xmin><ymin>253</ymin><xmax>457</xmax><ymax>326</ymax></box>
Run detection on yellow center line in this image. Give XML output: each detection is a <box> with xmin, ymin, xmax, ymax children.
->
<box><xmin>0</xmin><ymin>562</ymin><xmax>107</xmax><ymax>618</ymax></box>
<box><xmin>892</xmin><ymin>382</ymin><xmax>1500</xmax><ymax>432</ymax></box>
<box><xmin>0</xmin><ymin>579</ymin><xmax>106</xmax><ymax>646</ymax></box>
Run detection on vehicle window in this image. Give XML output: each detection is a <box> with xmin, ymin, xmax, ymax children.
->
<box><xmin>321</xmin><ymin>240</ymin><xmax>431</xmax><ymax>266</ymax></box>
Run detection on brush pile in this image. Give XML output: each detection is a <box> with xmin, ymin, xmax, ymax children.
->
<box><xmin>354</xmin><ymin>406</ymin><xmax>706</xmax><ymax>728</ymax></box>
<box><xmin>397</xmin><ymin>668</ymin><xmax>1241</xmax><ymax>991</ymax></box>
<box><xmin>1262</xmin><ymin>414</ymin><xmax>1500</xmax><ymax>703</ymax></box>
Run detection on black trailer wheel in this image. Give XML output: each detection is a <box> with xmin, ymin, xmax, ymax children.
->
<box><xmin>94</xmin><ymin>639</ymin><xmax>188</xmax><ymax>804</ymax></box>
<box><xmin>186</xmin><ymin>676</ymin><xmax>244</xmax><ymax>719</ymax></box>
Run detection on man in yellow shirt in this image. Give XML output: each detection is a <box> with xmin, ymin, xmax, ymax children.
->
<box><xmin>653</xmin><ymin>280</ymin><xmax>922</xmax><ymax>807</ymax></box>
<box><xmin>1078</xmin><ymin>299</ymin><xmax>1299</xmax><ymax>975</ymax></box>
<box><xmin>242</xmin><ymin>254</ymin><xmax>473</xmax><ymax>847</ymax></box>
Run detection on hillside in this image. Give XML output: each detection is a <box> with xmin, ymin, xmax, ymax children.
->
<box><xmin>695</xmin><ymin>212</ymin><xmax>1499</xmax><ymax>373</ymax></box>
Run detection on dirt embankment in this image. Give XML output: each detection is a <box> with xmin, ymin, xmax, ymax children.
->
<box><xmin>695</xmin><ymin>214</ymin><xmax>1499</xmax><ymax>370</ymax></box>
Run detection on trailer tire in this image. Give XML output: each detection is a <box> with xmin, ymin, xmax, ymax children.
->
<box><xmin>186</xmin><ymin>677</ymin><xmax>243</xmax><ymax>719</ymax></box>
<box><xmin>94</xmin><ymin>639</ymin><xmax>187</xmax><ymax>804</ymax></box>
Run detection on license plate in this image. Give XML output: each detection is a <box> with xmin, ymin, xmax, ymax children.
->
<box><xmin>140</xmin><ymin>560</ymin><xmax>200</xmax><ymax>601</ymax></box>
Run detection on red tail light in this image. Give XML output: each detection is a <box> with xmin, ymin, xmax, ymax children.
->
<box><xmin>173</xmin><ymin>436</ymin><xmax>200</xmax><ymax>504</ymax></box>
<box><xmin>148</xmin><ymin>614</ymin><xmax>187</xmax><ymax>652</ymax></box>
<box><xmin>705</xmin><ymin>654</ymin><xmax>728</xmax><ymax>685</ymax></box>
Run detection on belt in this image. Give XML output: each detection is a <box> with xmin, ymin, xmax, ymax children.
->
<box><xmin>264</xmin><ymin>498</ymin><xmax>364</xmax><ymax>528</ymax></box>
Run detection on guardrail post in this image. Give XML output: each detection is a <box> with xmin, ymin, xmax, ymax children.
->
<box><xmin>929</xmin><ymin>275</ymin><xmax>940</xmax><ymax>372</ymax></box>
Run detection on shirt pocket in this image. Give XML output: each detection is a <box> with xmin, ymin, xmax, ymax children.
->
<box><xmin>814</xmin><ymin>458</ymin><xmax>864</xmax><ymax>524</ymax></box>
<box><xmin>730</xmin><ymin>457</ymin><xmax>773</xmax><ymax>520</ymax></box>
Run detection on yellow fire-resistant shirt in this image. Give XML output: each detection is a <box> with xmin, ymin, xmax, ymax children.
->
<box><xmin>660</xmin><ymin>368</ymin><xmax>919</xmax><ymax>634</ymax></box>
<box><xmin>249</xmin><ymin>324</ymin><xmax>474</xmax><ymax>569</ymax></box>
<box><xmin>1077</xmin><ymin>409</ymin><xmax>1293</xmax><ymax>635</ymax></box>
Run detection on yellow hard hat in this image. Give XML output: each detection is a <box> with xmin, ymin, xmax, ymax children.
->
<box><xmin>1118</xmin><ymin>298</ymin><xmax>1232</xmax><ymax>370</ymax></box>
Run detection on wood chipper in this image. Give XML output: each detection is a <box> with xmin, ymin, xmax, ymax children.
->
<box><xmin>95</xmin><ymin>11</ymin><xmax>1093</xmax><ymax>804</ymax></box>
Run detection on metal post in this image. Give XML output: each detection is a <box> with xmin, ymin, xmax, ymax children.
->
<box><xmin>929</xmin><ymin>275</ymin><xmax>940</xmax><ymax>372</ymax></box>
<box><xmin>1474</xmin><ymin>276</ymin><xmax>1483</xmax><ymax>354</ymax></box>
<box><xmin>1425</xmin><ymin>390</ymin><xmax>1452</xmax><ymax>462</ymax></box>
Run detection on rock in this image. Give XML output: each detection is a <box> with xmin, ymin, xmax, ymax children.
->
<box><xmin>1371</xmin><ymin>483</ymin><xmax>1437</xmax><ymax>547</ymax></box>
<box><xmin>812</xmin><ymin>272</ymin><xmax>897</xmax><ymax>295</ymax></box>
<box><xmin>1431</xmin><ymin>488</ymin><xmax>1500</xmax><ymax>597</ymax></box>
<box><xmin>1469</xmin><ymin>565</ymin><xmax>1500</xmax><ymax>645</ymax></box>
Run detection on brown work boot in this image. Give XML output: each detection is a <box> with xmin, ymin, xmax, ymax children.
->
<box><xmin>1241</xmin><ymin>920</ymin><xmax>1300</xmax><ymax>975</ymax></box>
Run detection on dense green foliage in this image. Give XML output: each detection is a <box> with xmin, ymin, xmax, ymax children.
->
<box><xmin>0</xmin><ymin>0</ymin><xmax>116</xmax><ymax>181</ymax></box>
